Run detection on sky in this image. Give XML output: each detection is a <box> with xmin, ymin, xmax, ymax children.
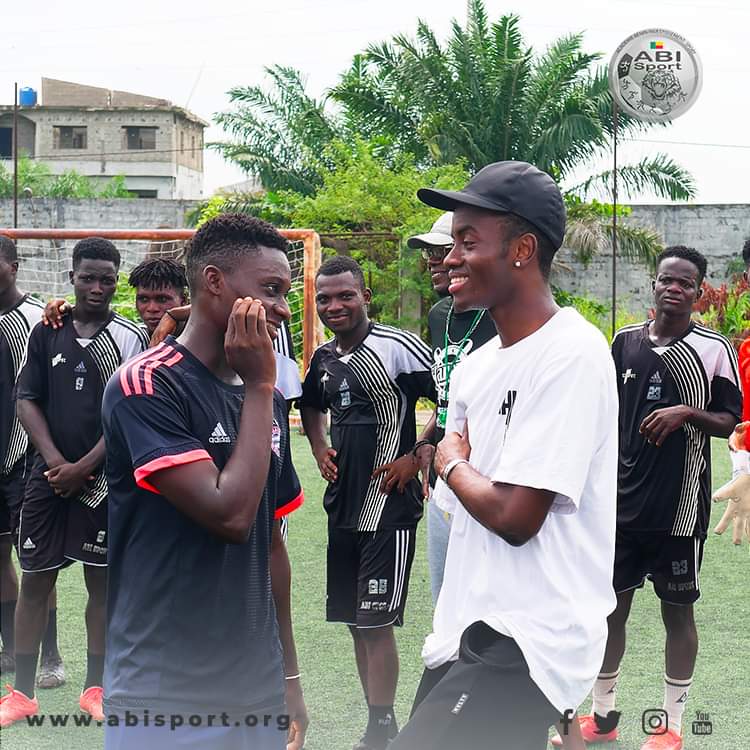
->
<box><xmin>2</xmin><ymin>0</ymin><xmax>748</xmax><ymax>203</ymax></box>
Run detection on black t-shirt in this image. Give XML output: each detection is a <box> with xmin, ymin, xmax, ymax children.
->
<box><xmin>102</xmin><ymin>337</ymin><xmax>301</xmax><ymax>715</ymax></box>
<box><xmin>16</xmin><ymin>312</ymin><xmax>147</xmax><ymax>505</ymax></box>
<box><xmin>612</xmin><ymin>321</ymin><xmax>741</xmax><ymax>537</ymax></box>
<box><xmin>0</xmin><ymin>294</ymin><xmax>44</xmax><ymax>474</ymax></box>
<box><xmin>427</xmin><ymin>297</ymin><xmax>497</xmax><ymax>483</ymax></box>
<box><xmin>301</xmin><ymin>323</ymin><xmax>436</xmax><ymax>531</ymax></box>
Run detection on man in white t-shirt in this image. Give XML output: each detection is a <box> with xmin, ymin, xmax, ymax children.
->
<box><xmin>389</xmin><ymin>161</ymin><xmax>618</xmax><ymax>750</ymax></box>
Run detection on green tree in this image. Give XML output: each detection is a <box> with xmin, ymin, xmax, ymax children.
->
<box><xmin>332</xmin><ymin>2</ymin><xmax>695</xmax><ymax>205</ymax></box>
<box><xmin>211</xmin><ymin>66</ymin><xmax>345</xmax><ymax>195</ymax></box>
<box><xmin>0</xmin><ymin>156</ymin><xmax>132</xmax><ymax>199</ymax></box>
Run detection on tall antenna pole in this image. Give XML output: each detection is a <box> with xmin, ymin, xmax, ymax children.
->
<box><xmin>13</xmin><ymin>82</ymin><xmax>18</xmax><ymax>228</ymax></box>
<box><xmin>611</xmin><ymin>101</ymin><xmax>619</xmax><ymax>339</ymax></box>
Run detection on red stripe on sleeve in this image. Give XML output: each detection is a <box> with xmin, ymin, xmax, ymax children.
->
<box><xmin>120</xmin><ymin>343</ymin><xmax>167</xmax><ymax>396</ymax></box>
<box><xmin>274</xmin><ymin>489</ymin><xmax>304</xmax><ymax>519</ymax></box>
<box><xmin>143</xmin><ymin>351</ymin><xmax>183</xmax><ymax>395</ymax></box>
<box><xmin>134</xmin><ymin>449</ymin><xmax>212</xmax><ymax>494</ymax></box>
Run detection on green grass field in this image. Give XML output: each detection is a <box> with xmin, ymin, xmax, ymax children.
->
<box><xmin>1</xmin><ymin>436</ymin><xmax>747</xmax><ymax>750</ymax></box>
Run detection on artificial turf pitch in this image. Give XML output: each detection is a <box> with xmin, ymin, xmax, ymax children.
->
<box><xmin>1</xmin><ymin>435</ymin><xmax>747</xmax><ymax>750</ymax></box>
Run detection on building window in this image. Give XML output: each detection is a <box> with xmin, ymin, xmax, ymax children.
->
<box><xmin>53</xmin><ymin>126</ymin><xmax>87</xmax><ymax>150</ymax></box>
<box><xmin>191</xmin><ymin>135</ymin><xmax>195</xmax><ymax>154</ymax></box>
<box><xmin>180</xmin><ymin>132</ymin><xmax>185</xmax><ymax>152</ymax></box>
<box><xmin>127</xmin><ymin>189</ymin><xmax>159</xmax><ymax>199</ymax></box>
<box><xmin>124</xmin><ymin>126</ymin><xmax>157</xmax><ymax>150</ymax></box>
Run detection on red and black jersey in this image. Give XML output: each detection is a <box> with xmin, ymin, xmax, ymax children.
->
<box><xmin>612</xmin><ymin>321</ymin><xmax>741</xmax><ymax>537</ymax></box>
<box><xmin>301</xmin><ymin>323</ymin><xmax>436</xmax><ymax>531</ymax></box>
<box><xmin>102</xmin><ymin>337</ymin><xmax>302</xmax><ymax>716</ymax></box>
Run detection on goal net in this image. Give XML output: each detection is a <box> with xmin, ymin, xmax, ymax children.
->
<box><xmin>2</xmin><ymin>228</ymin><xmax>323</xmax><ymax>371</ymax></box>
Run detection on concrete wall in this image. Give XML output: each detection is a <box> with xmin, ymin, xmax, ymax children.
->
<box><xmin>550</xmin><ymin>204</ymin><xmax>750</xmax><ymax>314</ymax></box>
<box><xmin>0</xmin><ymin>197</ymin><xmax>199</xmax><ymax>296</ymax></box>
<box><xmin>2</xmin><ymin>199</ymin><xmax>747</xmax><ymax>310</ymax></box>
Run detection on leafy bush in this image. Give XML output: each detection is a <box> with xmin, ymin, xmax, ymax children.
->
<box><xmin>693</xmin><ymin>278</ymin><xmax>750</xmax><ymax>346</ymax></box>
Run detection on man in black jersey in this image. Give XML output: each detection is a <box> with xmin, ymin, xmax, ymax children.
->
<box><xmin>102</xmin><ymin>214</ymin><xmax>307</xmax><ymax>750</ymax></box>
<box><xmin>577</xmin><ymin>247</ymin><xmax>741</xmax><ymax>750</ymax></box>
<box><xmin>300</xmin><ymin>256</ymin><xmax>435</xmax><ymax>750</ymax></box>
<box><xmin>0</xmin><ymin>236</ymin><xmax>44</xmax><ymax>676</ymax></box>
<box><xmin>43</xmin><ymin>256</ymin><xmax>189</xmax><ymax>337</ymax></box>
<box><xmin>1</xmin><ymin>238</ymin><xmax>147</xmax><ymax>728</ymax></box>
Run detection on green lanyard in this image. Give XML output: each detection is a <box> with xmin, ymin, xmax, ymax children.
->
<box><xmin>437</xmin><ymin>304</ymin><xmax>484</xmax><ymax>428</ymax></box>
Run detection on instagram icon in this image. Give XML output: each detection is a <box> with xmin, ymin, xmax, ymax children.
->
<box><xmin>642</xmin><ymin>709</ymin><xmax>669</xmax><ymax>735</ymax></box>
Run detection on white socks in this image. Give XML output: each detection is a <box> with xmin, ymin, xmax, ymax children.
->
<box><xmin>664</xmin><ymin>674</ymin><xmax>692</xmax><ymax>735</ymax></box>
<box><xmin>592</xmin><ymin>670</ymin><xmax>620</xmax><ymax>717</ymax></box>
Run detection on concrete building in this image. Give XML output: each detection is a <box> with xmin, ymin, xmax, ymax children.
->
<box><xmin>0</xmin><ymin>78</ymin><xmax>206</xmax><ymax>199</ymax></box>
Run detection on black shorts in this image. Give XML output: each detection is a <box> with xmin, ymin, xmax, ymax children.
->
<box><xmin>17</xmin><ymin>466</ymin><xmax>108</xmax><ymax>572</ymax></box>
<box><xmin>327</xmin><ymin>527</ymin><xmax>416</xmax><ymax>628</ymax></box>
<box><xmin>613</xmin><ymin>529</ymin><xmax>704</xmax><ymax>604</ymax></box>
<box><xmin>0</xmin><ymin>453</ymin><xmax>31</xmax><ymax>541</ymax></box>
<box><xmin>390</xmin><ymin>621</ymin><xmax>559</xmax><ymax>750</ymax></box>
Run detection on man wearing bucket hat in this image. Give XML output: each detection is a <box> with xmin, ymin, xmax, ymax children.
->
<box><xmin>389</xmin><ymin>161</ymin><xmax>618</xmax><ymax>750</ymax></box>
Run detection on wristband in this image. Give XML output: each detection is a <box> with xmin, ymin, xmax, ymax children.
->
<box><xmin>285</xmin><ymin>673</ymin><xmax>301</xmax><ymax>681</ymax></box>
<box><xmin>165</xmin><ymin>309</ymin><xmax>177</xmax><ymax>322</ymax></box>
<box><xmin>411</xmin><ymin>439</ymin><xmax>433</xmax><ymax>457</ymax></box>
<box><xmin>441</xmin><ymin>458</ymin><xmax>469</xmax><ymax>484</ymax></box>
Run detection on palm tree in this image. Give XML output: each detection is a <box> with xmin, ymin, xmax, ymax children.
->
<box><xmin>332</xmin><ymin>2</ymin><xmax>694</xmax><ymax>202</ymax></box>
<box><xmin>211</xmin><ymin>65</ymin><xmax>344</xmax><ymax>195</ymax></box>
<box><xmin>331</xmin><ymin>1</ymin><xmax>695</xmax><ymax>264</ymax></box>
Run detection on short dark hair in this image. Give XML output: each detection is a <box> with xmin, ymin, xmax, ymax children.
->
<box><xmin>316</xmin><ymin>255</ymin><xmax>366</xmax><ymax>290</ymax></box>
<box><xmin>128</xmin><ymin>257</ymin><xmax>188</xmax><ymax>293</ymax></box>
<box><xmin>742</xmin><ymin>237</ymin><xmax>750</xmax><ymax>269</ymax></box>
<box><xmin>501</xmin><ymin>214</ymin><xmax>556</xmax><ymax>279</ymax></box>
<box><xmin>656</xmin><ymin>245</ymin><xmax>707</xmax><ymax>286</ymax></box>
<box><xmin>185</xmin><ymin>213</ymin><xmax>288</xmax><ymax>291</ymax></box>
<box><xmin>0</xmin><ymin>235</ymin><xmax>17</xmax><ymax>263</ymax></box>
<box><xmin>72</xmin><ymin>237</ymin><xmax>121</xmax><ymax>270</ymax></box>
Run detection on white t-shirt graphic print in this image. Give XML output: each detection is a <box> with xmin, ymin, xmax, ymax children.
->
<box><xmin>428</xmin><ymin>307</ymin><xmax>618</xmax><ymax>713</ymax></box>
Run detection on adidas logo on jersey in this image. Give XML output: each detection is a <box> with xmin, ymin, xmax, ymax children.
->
<box><xmin>22</xmin><ymin>537</ymin><xmax>36</xmax><ymax>550</ymax></box>
<box><xmin>209</xmin><ymin>422</ymin><xmax>231</xmax><ymax>444</ymax></box>
<box><xmin>51</xmin><ymin>353</ymin><xmax>66</xmax><ymax>367</ymax></box>
<box><xmin>74</xmin><ymin>361</ymin><xmax>87</xmax><ymax>373</ymax></box>
<box><xmin>339</xmin><ymin>378</ymin><xmax>349</xmax><ymax>392</ymax></box>
<box><xmin>649</xmin><ymin>371</ymin><xmax>662</xmax><ymax>384</ymax></box>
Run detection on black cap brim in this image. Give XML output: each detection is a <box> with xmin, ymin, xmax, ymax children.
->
<box><xmin>417</xmin><ymin>187</ymin><xmax>512</xmax><ymax>214</ymax></box>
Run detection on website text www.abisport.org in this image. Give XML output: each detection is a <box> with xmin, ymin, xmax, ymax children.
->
<box><xmin>26</xmin><ymin>710</ymin><xmax>290</xmax><ymax>731</ymax></box>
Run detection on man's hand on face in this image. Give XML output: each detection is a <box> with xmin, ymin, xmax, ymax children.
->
<box><xmin>224</xmin><ymin>298</ymin><xmax>276</xmax><ymax>388</ymax></box>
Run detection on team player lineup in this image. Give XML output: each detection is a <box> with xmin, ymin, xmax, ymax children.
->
<box><xmin>0</xmin><ymin>162</ymin><xmax>747</xmax><ymax>750</ymax></box>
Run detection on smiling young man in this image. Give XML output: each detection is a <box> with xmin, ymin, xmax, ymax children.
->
<box><xmin>572</xmin><ymin>246</ymin><xmax>741</xmax><ymax>750</ymax></box>
<box><xmin>101</xmin><ymin>214</ymin><xmax>306</xmax><ymax>750</ymax></box>
<box><xmin>0</xmin><ymin>238</ymin><xmax>148</xmax><ymax>727</ymax></box>
<box><xmin>0</xmin><ymin>236</ymin><xmax>44</xmax><ymax>676</ymax></box>
<box><xmin>403</xmin><ymin>212</ymin><xmax>497</xmax><ymax>604</ymax></box>
<box><xmin>388</xmin><ymin>161</ymin><xmax>619</xmax><ymax>750</ymax></box>
<box><xmin>300</xmin><ymin>256</ymin><xmax>435</xmax><ymax>750</ymax></box>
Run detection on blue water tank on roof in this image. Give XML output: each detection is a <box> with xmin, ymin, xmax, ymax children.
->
<box><xmin>19</xmin><ymin>87</ymin><xmax>37</xmax><ymax>106</ymax></box>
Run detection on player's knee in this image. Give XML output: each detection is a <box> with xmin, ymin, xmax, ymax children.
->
<box><xmin>20</xmin><ymin>571</ymin><xmax>56</xmax><ymax>603</ymax></box>
<box><xmin>662</xmin><ymin>602</ymin><xmax>696</xmax><ymax>631</ymax></box>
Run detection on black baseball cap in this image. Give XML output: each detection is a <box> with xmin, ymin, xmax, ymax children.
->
<box><xmin>417</xmin><ymin>161</ymin><xmax>566</xmax><ymax>250</ymax></box>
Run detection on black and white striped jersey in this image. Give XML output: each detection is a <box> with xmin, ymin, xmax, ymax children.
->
<box><xmin>16</xmin><ymin>312</ymin><xmax>148</xmax><ymax>507</ymax></box>
<box><xmin>301</xmin><ymin>322</ymin><xmax>436</xmax><ymax>531</ymax></box>
<box><xmin>0</xmin><ymin>294</ymin><xmax>45</xmax><ymax>474</ymax></box>
<box><xmin>612</xmin><ymin>320</ymin><xmax>742</xmax><ymax>537</ymax></box>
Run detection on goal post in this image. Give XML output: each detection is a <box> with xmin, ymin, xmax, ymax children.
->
<box><xmin>0</xmin><ymin>227</ymin><xmax>324</xmax><ymax>373</ymax></box>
